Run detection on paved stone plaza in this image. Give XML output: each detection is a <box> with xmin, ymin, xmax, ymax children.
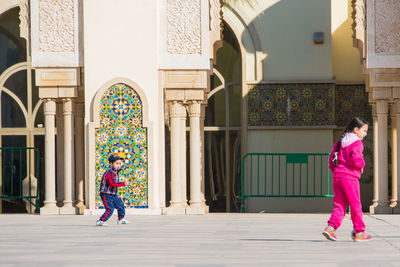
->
<box><xmin>1</xmin><ymin>213</ymin><xmax>400</xmax><ymax>266</ymax></box>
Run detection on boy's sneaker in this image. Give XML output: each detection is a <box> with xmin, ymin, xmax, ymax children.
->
<box><xmin>117</xmin><ymin>219</ymin><xmax>130</xmax><ymax>225</ymax></box>
<box><xmin>353</xmin><ymin>231</ymin><xmax>371</xmax><ymax>242</ymax></box>
<box><xmin>96</xmin><ymin>220</ymin><xmax>107</xmax><ymax>226</ymax></box>
<box><xmin>322</xmin><ymin>225</ymin><xmax>337</xmax><ymax>241</ymax></box>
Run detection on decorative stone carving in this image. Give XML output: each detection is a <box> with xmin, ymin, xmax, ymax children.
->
<box><xmin>167</xmin><ymin>0</ymin><xmax>201</xmax><ymax>55</ymax></box>
<box><xmin>209</xmin><ymin>0</ymin><xmax>222</xmax><ymax>32</ymax></box>
<box><xmin>169</xmin><ymin>100</ymin><xmax>186</xmax><ymax>118</ymax></box>
<box><xmin>188</xmin><ymin>100</ymin><xmax>202</xmax><ymax>116</ymax></box>
<box><xmin>19</xmin><ymin>0</ymin><xmax>30</xmax><ymax>41</ymax></box>
<box><xmin>375</xmin><ymin>0</ymin><xmax>400</xmax><ymax>54</ymax></box>
<box><xmin>351</xmin><ymin>0</ymin><xmax>366</xmax><ymax>61</ymax></box>
<box><xmin>39</xmin><ymin>0</ymin><xmax>74</xmax><ymax>52</ymax></box>
<box><xmin>209</xmin><ymin>0</ymin><xmax>223</xmax><ymax>61</ymax></box>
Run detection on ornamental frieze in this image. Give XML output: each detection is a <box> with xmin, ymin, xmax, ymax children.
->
<box><xmin>167</xmin><ymin>0</ymin><xmax>202</xmax><ymax>55</ymax></box>
<box><xmin>39</xmin><ymin>0</ymin><xmax>74</xmax><ymax>52</ymax></box>
<box><xmin>375</xmin><ymin>0</ymin><xmax>400</xmax><ymax>54</ymax></box>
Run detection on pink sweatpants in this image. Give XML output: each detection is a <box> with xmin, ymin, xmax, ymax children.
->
<box><xmin>327</xmin><ymin>177</ymin><xmax>365</xmax><ymax>232</ymax></box>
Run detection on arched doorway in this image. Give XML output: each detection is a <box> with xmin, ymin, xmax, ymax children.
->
<box><xmin>0</xmin><ymin>7</ymin><xmax>45</xmax><ymax>213</ymax></box>
<box><xmin>205</xmin><ymin>22</ymin><xmax>242</xmax><ymax>212</ymax></box>
<box><xmin>95</xmin><ymin>83</ymin><xmax>148</xmax><ymax>209</ymax></box>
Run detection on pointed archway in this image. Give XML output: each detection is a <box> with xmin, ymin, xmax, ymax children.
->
<box><xmin>95</xmin><ymin>83</ymin><xmax>148</xmax><ymax>208</ymax></box>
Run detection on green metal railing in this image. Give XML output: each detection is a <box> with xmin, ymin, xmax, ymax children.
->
<box><xmin>0</xmin><ymin>147</ymin><xmax>40</xmax><ymax>213</ymax></box>
<box><xmin>240</xmin><ymin>153</ymin><xmax>333</xmax><ymax>212</ymax></box>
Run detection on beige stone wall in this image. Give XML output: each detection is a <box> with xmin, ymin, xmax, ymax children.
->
<box><xmin>83</xmin><ymin>0</ymin><xmax>159</xmax><ymax>118</ymax></box>
<box><xmin>229</xmin><ymin>0</ymin><xmax>332</xmax><ymax>80</ymax></box>
<box><xmin>247</xmin><ymin>129</ymin><xmax>333</xmax><ymax>153</ymax></box>
<box><xmin>83</xmin><ymin>0</ymin><xmax>164</xmax><ymax>211</ymax></box>
<box><xmin>331</xmin><ymin>0</ymin><xmax>365</xmax><ymax>83</ymax></box>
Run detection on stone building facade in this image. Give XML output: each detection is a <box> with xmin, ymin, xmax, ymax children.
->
<box><xmin>0</xmin><ymin>0</ymin><xmax>399</xmax><ymax>215</ymax></box>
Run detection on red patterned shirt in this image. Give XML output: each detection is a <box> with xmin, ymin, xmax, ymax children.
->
<box><xmin>99</xmin><ymin>167</ymin><xmax>125</xmax><ymax>195</ymax></box>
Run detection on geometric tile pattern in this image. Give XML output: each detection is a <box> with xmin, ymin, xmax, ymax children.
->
<box><xmin>335</xmin><ymin>84</ymin><xmax>371</xmax><ymax>127</ymax></box>
<box><xmin>248</xmin><ymin>83</ymin><xmax>335</xmax><ymax>126</ymax></box>
<box><xmin>95</xmin><ymin>83</ymin><xmax>148</xmax><ymax>208</ymax></box>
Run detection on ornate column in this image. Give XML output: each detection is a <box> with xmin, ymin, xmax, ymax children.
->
<box><xmin>75</xmin><ymin>102</ymin><xmax>85</xmax><ymax>214</ymax></box>
<box><xmin>390</xmin><ymin>102</ymin><xmax>399</xmax><ymax>208</ymax></box>
<box><xmin>370</xmin><ymin>100</ymin><xmax>391</xmax><ymax>213</ymax></box>
<box><xmin>30</xmin><ymin>0</ymin><xmax>82</xmax><ymax>215</ymax></box>
<box><xmin>162</xmin><ymin>71</ymin><xmax>208</xmax><ymax>215</ymax></box>
<box><xmin>187</xmin><ymin>101</ymin><xmax>206</xmax><ymax>214</ymax></box>
<box><xmin>159</xmin><ymin>0</ymin><xmax>221</xmax><ymax>215</ymax></box>
<box><xmin>200</xmin><ymin>104</ymin><xmax>209</xmax><ymax>212</ymax></box>
<box><xmin>59</xmin><ymin>98</ymin><xmax>76</xmax><ymax>214</ymax></box>
<box><xmin>393</xmin><ymin>100</ymin><xmax>400</xmax><ymax>212</ymax></box>
<box><xmin>370</xmin><ymin>104</ymin><xmax>379</xmax><ymax>210</ymax></box>
<box><xmin>180</xmin><ymin>105</ymin><xmax>188</xmax><ymax>208</ymax></box>
<box><xmin>35</xmin><ymin>69</ymin><xmax>79</xmax><ymax>215</ymax></box>
<box><xmin>377</xmin><ymin>100</ymin><xmax>390</xmax><ymax>211</ymax></box>
<box><xmin>56</xmin><ymin>102</ymin><xmax>64</xmax><ymax>206</ymax></box>
<box><xmin>41</xmin><ymin>99</ymin><xmax>59</xmax><ymax>215</ymax></box>
<box><xmin>164</xmin><ymin>101</ymin><xmax>187</xmax><ymax>215</ymax></box>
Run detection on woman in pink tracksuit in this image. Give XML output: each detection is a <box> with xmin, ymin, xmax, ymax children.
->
<box><xmin>323</xmin><ymin>117</ymin><xmax>371</xmax><ymax>242</ymax></box>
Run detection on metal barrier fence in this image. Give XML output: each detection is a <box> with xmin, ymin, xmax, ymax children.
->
<box><xmin>0</xmin><ymin>147</ymin><xmax>40</xmax><ymax>213</ymax></box>
<box><xmin>240</xmin><ymin>153</ymin><xmax>333</xmax><ymax>212</ymax></box>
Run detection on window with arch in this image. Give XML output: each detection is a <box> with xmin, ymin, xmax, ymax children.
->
<box><xmin>0</xmin><ymin>7</ymin><xmax>45</xmax><ymax>212</ymax></box>
<box><xmin>204</xmin><ymin>22</ymin><xmax>242</xmax><ymax>212</ymax></box>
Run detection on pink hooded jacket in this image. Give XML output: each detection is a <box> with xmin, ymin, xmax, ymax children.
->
<box><xmin>328</xmin><ymin>133</ymin><xmax>365</xmax><ymax>180</ymax></box>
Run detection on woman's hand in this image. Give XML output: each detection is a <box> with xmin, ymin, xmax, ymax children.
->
<box><xmin>124</xmin><ymin>181</ymin><xmax>129</xmax><ymax>186</ymax></box>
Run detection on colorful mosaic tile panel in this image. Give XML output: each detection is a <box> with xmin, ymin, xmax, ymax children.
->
<box><xmin>335</xmin><ymin>84</ymin><xmax>371</xmax><ymax>127</ymax></box>
<box><xmin>248</xmin><ymin>83</ymin><xmax>335</xmax><ymax>126</ymax></box>
<box><xmin>95</xmin><ymin>83</ymin><xmax>148</xmax><ymax>208</ymax></box>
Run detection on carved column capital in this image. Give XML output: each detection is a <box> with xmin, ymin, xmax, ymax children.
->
<box><xmin>390</xmin><ymin>101</ymin><xmax>400</xmax><ymax>118</ymax></box>
<box><xmin>169</xmin><ymin>101</ymin><xmax>186</xmax><ymax>118</ymax></box>
<box><xmin>43</xmin><ymin>99</ymin><xmax>56</xmax><ymax>115</ymax></box>
<box><xmin>188</xmin><ymin>100</ymin><xmax>202</xmax><ymax>117</ymax></box>
<box><xmin>62</xmin><ymin>98</ymin><xmax>73</xmax><ymax>115</ymax></box>
<box><xmin>376</xmin><ymin>100</ymin><xmax>389</xmax><ymax>115</ymax></box>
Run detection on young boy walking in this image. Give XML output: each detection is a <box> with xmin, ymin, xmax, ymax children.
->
<box><xmin>96</xmin><ymin>154</ymin><xmax>130</xmax><ymax>226</ymax></box>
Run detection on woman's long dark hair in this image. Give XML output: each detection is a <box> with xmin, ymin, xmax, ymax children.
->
<box><xmin>336</xmin><ymin>117</ymin><xmax>368</xmax><ymax>153</ymax></box>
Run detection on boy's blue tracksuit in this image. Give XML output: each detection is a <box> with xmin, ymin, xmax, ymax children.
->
<box><xmin>99</xmin><ymin>166</ymin><xmax>126</xmax><ymax>222</ymax></box>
